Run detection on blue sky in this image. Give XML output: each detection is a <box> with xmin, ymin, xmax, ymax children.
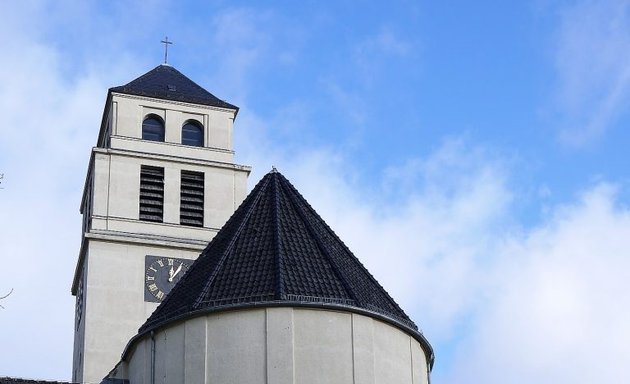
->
<box><xmin>1</xmin><ymin>1</ymin><xmax>630</xmax><ymax>383</ymax></box>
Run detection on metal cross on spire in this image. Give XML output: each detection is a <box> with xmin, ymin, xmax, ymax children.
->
<box><xmin>161</xmin><ymin>36</ymin><xmax>173</xmax><ymax>64</ymax></box>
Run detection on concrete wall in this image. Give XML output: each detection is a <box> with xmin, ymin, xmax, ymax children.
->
<box><xmin>122</xmin><ymin>308</ymin><xmax>430</xmax><ymax>384</ymax></box>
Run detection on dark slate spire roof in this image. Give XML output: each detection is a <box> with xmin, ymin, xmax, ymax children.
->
<box><xmin>109</xmin><ymin>64</ymin><xmax>238</xmax><ymax>111</ymax></box>
<box><xmin>138</xmin><ymin>170</ymin><xmax>432</xmax><ymax>361</ymax></box>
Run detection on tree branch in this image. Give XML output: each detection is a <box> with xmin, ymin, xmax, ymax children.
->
<box><xmin>0</xmin><ymin>288</ymin><xmax>13</xmax><ymax>309</ymax></box>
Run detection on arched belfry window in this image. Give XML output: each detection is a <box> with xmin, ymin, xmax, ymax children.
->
<box><xmin>142</xmin><ymin>115</ymin><xmax>165</xmax><ymax>142</ymax></box>
<box><xmin>182</xmin><ymin>120</ymin><xmax>204</xmax><ymax>147</ymax></box>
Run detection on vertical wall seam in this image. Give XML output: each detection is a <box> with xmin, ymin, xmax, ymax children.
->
<box><xmin>265</xmin><ymin>308</ymin><xmax>269</xmax><ymax>384</ymax></box>
<box><xmin>233</xmin><ymin>173</ymin><xmax>236</xmax><ymax>211</ymax></box>
<box><xmin>409</xmin><ymin>337</ymin><xmax>414</xmax><ymax>384</ymax></box>
<box><xmin>106</xmin><ymin>155</ymin><xmax>112</xmax><ymax>230</ymax></box>
<box><xmin>351</xmin><ymin>314</ymin><xmax>356</xmax><ymax>384</ymax></box>
<box><xmin>204</xmin><ymin>113</ymin><xmax>208</xmax><ymax>147</ymax></box>
<box><xmin>162</xmin><ymin>329</ymin><xmax>168</xmax><ymax>383</ymax></box>
<box><xmin>290</xmin><ymin>309</ymin><xmax>295</xmax><ymax>384</ymax></box>
<box><xmin>204</xmin><ymin>317</ymin><xmax>209</xmax><ymax>384</ymax></box>
<box><xmin>371</xmin><ymin>319</ymin><xmax>376</xmax><ymax>384</ymax></box>
<box><xmin>112</xmin><ymin>100</ymin><xmax>118</xmax><ymax>136</ymax></box>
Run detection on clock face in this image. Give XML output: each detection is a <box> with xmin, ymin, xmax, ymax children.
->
<box><xmin>144</xmin><ymin>256</ymin><xmax>190</xmax><ymax>303</ymax></box>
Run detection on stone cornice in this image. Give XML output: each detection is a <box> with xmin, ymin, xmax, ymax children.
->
<box><xmin>92</xmin><ymin>146</ymin><xmax>252</xmax><ymax>172</ymax></box>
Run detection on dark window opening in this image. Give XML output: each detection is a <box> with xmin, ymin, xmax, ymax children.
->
<box><xmin>140</xmin><ymin>166</ymin><xmax>164</xmax><ymax>222</ymax></box>
<box><xmin>180</xmin><ymin>171</ymin><xmax>204</xmax><ymax>227</ymax></box>
<box><xmin>182</xmin><ymin>121</ymin><xmax>204</xmax><ymax>147</ymax></box>
<box><xmin>142</xmin><ymin>115</ymin><xmax>165</xmax><ymax>142</ymax></box>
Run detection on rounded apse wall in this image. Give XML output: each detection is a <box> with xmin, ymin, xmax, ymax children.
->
<box><xmin>125</xmin><ymin>307</ymin><xmax>430</xmax><ymax>384</ymax></box>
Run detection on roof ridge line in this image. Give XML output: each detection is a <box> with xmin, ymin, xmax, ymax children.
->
<box><xmin>272</xmin><ymin>174</ymin><xmax>286</xmax><ymax>300</ymax></box>
<box><xmin>192</xmin><ymin>175</ymin><xmax>272</xmax><ymax>309</ymax></box>
<box><xmin>279</xmin><ymin>176</ymin><xmax>360</xmax><ymax>305</ymax></box>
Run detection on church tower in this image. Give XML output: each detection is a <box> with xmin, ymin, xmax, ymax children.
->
<box><xmin>71</xmin><ymin>64</ymin><xmax>250</xmax><ymax>383</ymax></box>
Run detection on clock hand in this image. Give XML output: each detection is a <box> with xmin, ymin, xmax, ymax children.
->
<box><xmin>168</xmin><ymin>263</ymin><xmax>183</xmax><ymax>282</ymax></box>
<box><xmin>168</xmin><ymin>265</ymin><xmax>174</xmax><ymax>280</ymax></box>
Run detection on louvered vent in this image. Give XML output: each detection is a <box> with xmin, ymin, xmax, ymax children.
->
<box><xmin>180</xmin><ymin>171</ymin><xmax>204</xmax><ymax>227</ymax></box>
<box><xmin>139</xmin><ymin>166</ymin><xmax>164</xmax><ymax>222</ymax></box>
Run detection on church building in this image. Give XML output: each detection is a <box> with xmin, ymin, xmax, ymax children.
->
<box><xmin>2</xmin><ymin>63</ymin><xmax>434</xmax><ymax>384</ymax></box>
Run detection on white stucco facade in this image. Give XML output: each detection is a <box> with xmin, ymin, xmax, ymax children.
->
<box><xmin>110</xmin><ymin>308</ymin><xmax>430</xmax><ymax>384</ymax></box>
<box><xmin>72</xmin><ymin>91</ymin><xmax>250</xmax><ymax>384</ymax></box>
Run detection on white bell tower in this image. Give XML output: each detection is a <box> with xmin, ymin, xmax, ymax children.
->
<box><xmin>71</xmin><ymin>64</ymin><xmax>250</xmax><ymax>384</ymax></box>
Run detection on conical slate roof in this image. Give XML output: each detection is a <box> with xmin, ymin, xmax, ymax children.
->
<box><xmin>110</xmin><ymin>64</ymin><xmax>238</xmax><ymax>111</ymax></box>
<box><xmin>140</xmin><ymin>170</ymin><xmax>427</xmax><ymax>349</ymax></box>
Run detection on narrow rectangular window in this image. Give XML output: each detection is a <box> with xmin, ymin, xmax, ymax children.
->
<box><xmin>180</xmin><ymin>171</ymin><xmax>204</xmax><ymax>227</ymax></box>
<box><xmin>139</xmin><ymin>166</ymin><xmax>164</xmax><ymax>222</ymax></box>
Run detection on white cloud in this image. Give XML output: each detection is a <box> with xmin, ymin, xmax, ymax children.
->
<box><xmin>552</xmin><ymin>0</ymin><xmax>630</xmax><ymax>146</ymax></box>
<box><xmin>442</xmin><ymin>183</ymin><xmax>630</xmax><ymax>383</ymax></box>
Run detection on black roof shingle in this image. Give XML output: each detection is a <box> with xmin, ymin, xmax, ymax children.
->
<box><xmin>109</xmin><ymin>64</ymin><xmax>238</xmax><ymax>111</ymax></box>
